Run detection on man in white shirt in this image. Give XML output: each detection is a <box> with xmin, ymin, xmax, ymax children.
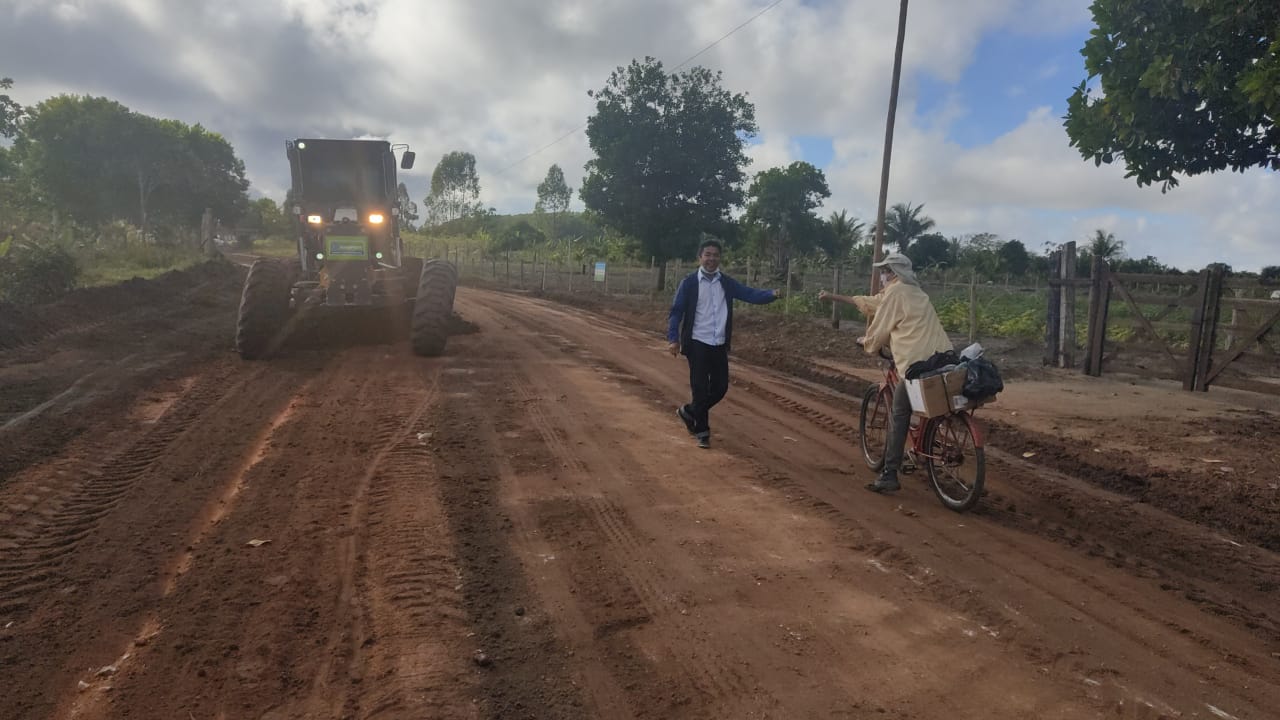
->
<box><xmin>667</xmin><ymin>240</ymin><xmax>780</xmax><ymax>448</ymax></box>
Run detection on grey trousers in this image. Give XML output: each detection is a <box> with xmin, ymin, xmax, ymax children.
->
<box><xmin>883</xmin><ymin>383</ymin><xmax>914</xmax><ymax>477</ymax></box>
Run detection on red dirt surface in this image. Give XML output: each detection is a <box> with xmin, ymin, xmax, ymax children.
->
<box><xmin>0</xmin><ymin>268</ymin><xmax>1277</xmax><ymax>720</ymax></box>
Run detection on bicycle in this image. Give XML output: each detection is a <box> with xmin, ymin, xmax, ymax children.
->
<box><xmin>858</xmin><ymin>347</ymin><xmax>987</xmax><ymax>512</ymax></box>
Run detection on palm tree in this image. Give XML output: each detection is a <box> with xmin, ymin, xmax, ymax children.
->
<box><xmin>825</xmin><ymin>210</ymin><xmax>865</xmax><ymax>262</ymax></box>
<box><xmin>1087</xmin><ymin>229</ymin><xmax>1124</xmax><ymax>261</ymax></box>
<box><xmin>883</xmin><ymin>202</ymin><xmax>936</xmax><ymax>253</ymax></box>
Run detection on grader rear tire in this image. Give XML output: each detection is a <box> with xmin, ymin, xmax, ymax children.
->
<box><xmin>410</xmin><ymin>259</ymin><xmax>458</xmax><ymax>357</ymax></box>
<box><xmin>236</xmin><ymin>258</ymin><xmax>295</xmax><ymax>360</ymax></box>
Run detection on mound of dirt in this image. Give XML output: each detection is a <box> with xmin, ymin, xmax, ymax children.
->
<box><xmin>0</xmin><ymin>258</ymin><xmax>241</xmax><ymax>351</ymax></box>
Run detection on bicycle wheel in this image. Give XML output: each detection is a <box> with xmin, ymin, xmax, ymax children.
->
<box><xmin>923</xmin><ymin>412</ymin><xmax>985</xmax><ymax>512</ymax></box>
<box><xmin>859</xmin><ymin>384</ymin><xmax>890</xmax><ymax>471</ymax></box>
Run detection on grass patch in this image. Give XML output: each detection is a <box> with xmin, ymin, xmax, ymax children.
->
<box><xmin>74</xmin><ymin>244</ymin><xmax>209</xmax><ymax>287</ymax></box>
<box><xmin>246</xmin><ymin>236</ymin><xmax>297</xmax><ymax>258</ymax></box>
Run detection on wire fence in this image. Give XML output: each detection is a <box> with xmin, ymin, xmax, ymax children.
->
<box><xmin>432</xmin><ymin>246</ymin><xmax>1077</xmax><ymax>342</ymax></box>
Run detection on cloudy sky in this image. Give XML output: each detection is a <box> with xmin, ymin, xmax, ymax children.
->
<box><xmin>3</xmin><ymin>0</ymin><xmax>1277</xmax><ymax>271</ymax></box>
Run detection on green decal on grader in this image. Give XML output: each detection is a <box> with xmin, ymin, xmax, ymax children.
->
<box><xmin>326</xmin><ymin>236</ymin><xmax>368</xmax><ymax>260</ymax></box>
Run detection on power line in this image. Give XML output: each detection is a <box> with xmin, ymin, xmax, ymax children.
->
<box><xmin>672</xmin><ymin>0</ymin><xmax>785</xmax><ymax>72</ymax></box>
<box><xmin>496</xmin><ymin>0</ymin><xmax>786</xmax><ymax>176</ymax></box>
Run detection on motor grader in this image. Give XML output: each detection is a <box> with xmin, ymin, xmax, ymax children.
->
<box><xmin>235</xmin><ymin>138</ymin><xmax>457</xmax><ymax>359</ymax></box>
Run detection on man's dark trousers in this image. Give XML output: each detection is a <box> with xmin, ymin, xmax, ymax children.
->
<box><xmin>684</xmin><ymin>339</ymin><xmax>729</xmax><ymax>438</ymax></box>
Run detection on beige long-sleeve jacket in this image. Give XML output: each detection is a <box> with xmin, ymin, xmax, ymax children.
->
<box><xmin>852</xmin><ymin>282</ymin><xmax>953</xmax><ymax>371</ymax></box>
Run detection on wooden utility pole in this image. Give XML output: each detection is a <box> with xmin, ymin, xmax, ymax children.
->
<box><xmin>870</xmin><ymin>0</ymin><xmax>909</xmax><ymax>294</ymax></box>
<box><xmin>831</xmin><ymin>265</ymin><xmax>842</xmax><ymax>328</ymax></box>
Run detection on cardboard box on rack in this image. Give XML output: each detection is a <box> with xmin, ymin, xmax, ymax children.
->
<box><xmin>904</xmin><ymin>367</ymin><xmax>969</xmax><ymax>417</ymax></box>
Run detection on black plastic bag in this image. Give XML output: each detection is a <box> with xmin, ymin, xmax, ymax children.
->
<box><xmin>962</xmin><ymin>356</ymin><xmax>1004</xmax><ymax>399</ymax></box>
<box><xmin>905</xmin><ymin>350</ymin><xmax>960</xmax><ymax>380</ymax></box>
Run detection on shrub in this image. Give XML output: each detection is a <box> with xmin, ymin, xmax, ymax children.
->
<box><xmin>992</xmin><ymin>310</ymin><xmax>1045</xmax><ymax>340</ymax></box>
<box><xmin>936</xmin><ymin>296</ymin><xmax>974</xmax><ymax>334</ymax></box>
<box><xmin>0</xmin><ymin>239</ymin><xmax>80</xmax><ymax>304</ymax></box>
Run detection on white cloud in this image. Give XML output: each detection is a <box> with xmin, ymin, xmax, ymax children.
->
<box><xmin>1</xmin><ymin>0</ymin><xmax>1275</xmax><ymax>270</ymax></box>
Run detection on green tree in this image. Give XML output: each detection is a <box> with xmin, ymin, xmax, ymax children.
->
<box><xmin>882</xmin><ymin>202</ymin><xmax>935</xmax><ymax>253</ymax></box>
<box><xmin>14</xmin><ymin>95</ymin><xmax>248</xmax><ymax>237</ymax></box>
<box><xmin>905</xmin><ymin>232</ymin><xmax>950</xmax><ymax>272</ymax></box>
<box><xmin>955</xmin><ymin>232</ymin><xmax>1002</xmax><ymax>276</ymax></box>
<box><xmin>158</xmin><ymin>122</ymin><xmax>249</xmax><ymax>230</ymax></box>
<box><xmin>246</xmin><ymin>198</ymin><xmax>290</xmax><ymax>237</ymax></box>
<box><xmin>997</xmin><ymin>239</ymin><xmax>1031</xmax><ymax>276</ymax></box>
<box><xmin>535</xmin><ymin>164</ymin><xmax>572</xmax><ymax>240</ymax></box>
<box><xmin>580</xmin><ymin>57</ymin><xmax>757</xmax><ymax>290</ymax></box>
<box><xmin>1065</xmin><ymin>1</ymin><xmax>1280</xmax><ymax>191</ymax></box>
<box><xmin>743</xmin><ymin>161</ymin><xmax>831</xmax><ymax>272</ymax></box>
<box><xmin>423</xmin><ymin>151</ymin><xmax>483</xmax><ymax>227</ymax></box>
<box><xmin>1116</xmin><ymin>255</ymin><xmax>1173</xmax><ymax>274</ymax></box>
<box><xmin>1260</xmin><ymin>265</ymin><xmax>1280</xmax><ymax>282</ymax></box>
<box><xmin>396</xmin><ymin>182</ymin><xmax>419</xmax><ymax>230</ymax></box>
<box><xmin>1</xmin><ymin>77</ymin><xmax>25</xmax><ymax>138</ymax></box>
<box><xmin>0</xmin><ymin>143</ymin><xmax>39</xmax><ymax>232</ymax></box>
<box><xmin>827</xmin><ymin>210</ymin><xmax>865</xmax><ymax>262</ymax></box>
<box><xmin>493</xmin><ymin>219</ymin><xmax>545</xmax><ymax>252</ymax></box>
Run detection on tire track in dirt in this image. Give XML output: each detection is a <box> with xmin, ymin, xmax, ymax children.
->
<box><xmin>57</xmin><ymin>349</ymin><xmax>467</xmax><ymax>720</ymax></box>
<box><xmin>467</xmin><ymin>293</ymin><xmax>1106</xmax><ymax>717</ymax></box>
<box><xmin>727</xmin><ymin>368</ymin><xmax>1280</xmax><ymax>675</ymax></box>
<box><xmin>446</xmin><ymin>303</ymin><xmax>776</xmax><ymax>716</ymax></box>
<box><xmin>421</xmin><ymin>358</ymin><xmax>591</xmax><ymax>720</ymax></box>
<box><xmin>723</xmin><ymin>356</ymin><xmax>1280</xmax><ymax>649</ymax></box>
<box><xmin>718</xmin><ymin>374</ymin><xmax>1280</xmax><ymax>716</ymax></box>
<box><xmin>0</xmin><ymin>264</ymin><xmax>246</xmax><ymax>483</ymax></box>
<box><xmin>297</xmin><ymin>366</ymin><xmax>454</xmax><ymax>720</ymax></box>
<box><xmin>750</xmin><ymin>355</ymin><xmax>1280</xmax><ymax>646</ymax></box>
<box><xmin>0</xmin><ymin>362</ymin><xmax>248</xmax><ymax>622</ymax></box>
<box><xmin>0</xmin><ymin>352</ymin><xmax>321</xmax><ymax>720</ymax></box>
<box><xmin>471</xmin><ymin>289</ymin><xmax>1280</xmax><ymax>719</ymax></box>
<box><xmin>473</xmin><ymin>306</ymin><xmax>804</xmax><ymax>717</ymax></box>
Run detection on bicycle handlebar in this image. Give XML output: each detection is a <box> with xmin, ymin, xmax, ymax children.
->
<box><xmin>855</xmin><ymin>337</ymin><xmax>894</xmax><ymax>363</ymax></box>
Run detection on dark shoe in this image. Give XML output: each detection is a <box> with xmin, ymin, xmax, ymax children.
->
<box><xmin>676</xmin><ymin>406</ymin><xmax>696</xmax><ymax>435</ymax></box>
<box><xmin>697</xmin><ymin>434</ymin><xmax>711</xmax><ymax>449</ymax></box>
<box><xmin>865</xmin><ymin>475</ymin><xmax>901</xmax><ymax>494</ymax></box>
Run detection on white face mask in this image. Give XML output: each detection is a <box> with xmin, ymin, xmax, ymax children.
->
<box><xmin>880</xmin><ymin>271</ymin><xmax>893</xmax><ymax>286</ymax></box>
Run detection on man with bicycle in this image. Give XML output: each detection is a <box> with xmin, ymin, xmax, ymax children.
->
<box><xmin>820</xmin><ymin>252</ymin><xmax>952</xmax><ymax>493</ymax></box>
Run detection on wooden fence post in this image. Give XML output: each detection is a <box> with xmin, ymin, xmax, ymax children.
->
<box><xmin>784</xmin><ymin>257</ymin><xmax>792</xmax><ymax>315</ymax></box>
<box><xmin>1084</xmin><ymin>255</ymin><xmax>1110</xmax><ymax>376</ymax></box>
<box><xmin>831</xmin><ymin>265</ymin><xmax>842</xmax><ymax>329</ymax></box>
<box><xmin>1059</xmin><ymin>241</ymin><xmax>1078</xmax><ymax>369</ymax></box>
<box><xmin>1183</xmin><ymin>268</ymin><xmax>1212</xmax><ymax>390</ymax></box>
<box><xmin>1226</xmin><ymin>289</ymin><xmax>1244</xmax><ymax>350</ymax></box>
<box><xmin>968</xmin><ymin>273</ymin><xmax>978</xmax><ymax>343</ymax></box>
<box><xmin>1045</xmin><ymin>249</ymin><xmax>1062</xmax><ymax>366</ymax></box>
<box><xmin>1192</xmin><ymin>264</ymin><xmax>1227</xmax><ymax>391</ymax></box>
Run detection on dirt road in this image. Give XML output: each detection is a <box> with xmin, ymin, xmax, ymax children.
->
<box><xmin>1</xmin><ymin>274</ymin><xmax>1277</xmax><ymax>719</ymax></box>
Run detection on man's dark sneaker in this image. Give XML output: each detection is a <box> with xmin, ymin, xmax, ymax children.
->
<box><xmin>865</xmin><ymin>475</ymin><xmax>901</xmax><ymax>493</ymax></box>
<box><xmin>697</xmin><ymin>434</ymin><xmax>711</xmax><ymax>449</ymax></box>
<box><xmin>676</xmin><ymin>406</ymin><xmax>696</xmax><ymax>435</ymax></box>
